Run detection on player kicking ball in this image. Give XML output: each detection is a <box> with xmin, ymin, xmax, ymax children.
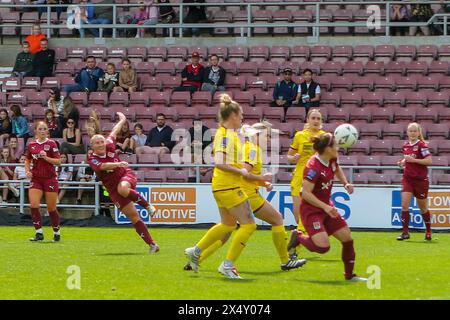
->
<box><xmin>287</xmin><ymin>133</ymin><xmax>366</xmax><ymax>282</ymax></box>
<box><xmin>88</xmin><ymin>112</ymin><xmax>159</xmax><ymax>253</ymax></box>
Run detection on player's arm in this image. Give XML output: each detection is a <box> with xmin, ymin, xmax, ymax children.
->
<box><xmin>287</xmin><ymin>147</ymin><xmax>301</xmax><ymax>164</ymax></box>
<box><xmin>98</xmin><ymin>161</ymin><xmax>129</xmax><ymax>171</ymax></box>
<box><xmin>214</xmin><ymin>151</ymin><xmax>249</xmax><ymax>178</ymax></box>
<box><xmin>405</xmin><ymin>155</ymin><xmax>432</xmax><ymax>166</ymax></box>
<box><xmin>24</xmin><ymin>158</ymin><xmax>32</xmax><ymax>179</ymax></box>
<box><xmin>335</xmin><ymin>165</ymin><xmax>354</xmax><ymax>194</ymax></box>
<box><xmin>302</xmin><ymin>179</ymin><xmax>339</xmax><ymax>218</ymax></box>
<box><xmin>243</xmin><ymin>163</ymin><xmax>272</xmax><ymax>185</ymax></box>
<box><xmin>109</xmin><ymin>112</ymin><xmax>127</xmax><ymax>139</ymax></box>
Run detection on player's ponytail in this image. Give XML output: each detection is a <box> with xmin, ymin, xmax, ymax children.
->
<box><xmin>407</xmin><ymin>122</ymin><xmax>425</xmax><ymax>142</ymax></box>
<box><xmin>310</xmin><ymin>133</ymin><xmax>334</xmax><ymax>155</ymax></box>
<box><xmin>304</xmin><ymin>109</ymin><xmax>323</xmax><ymax>131</ymax></box>
<box><xmin>218</xmin><ymin>94</ymin><xmax>242</xmax><ymax>125</ymax></box>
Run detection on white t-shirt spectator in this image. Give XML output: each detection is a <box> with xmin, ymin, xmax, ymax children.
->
<box><xmin>297</xmin><ymin>83</ymin><xmax>321</xmax><ymax>95</ymax></box>
<box><xmin>14</xmin><ymin>166</ymin><xmax>27</xmax><ymax>180</ymax></box>
<box><xmin>57</xmin><ymin>166</ymin><xmax>73</xmax><ymax>181</ymax></box>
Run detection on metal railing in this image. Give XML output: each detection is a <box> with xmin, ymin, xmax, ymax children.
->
<box><xmin>1</xmin><ymin>162</ymin><xmax>449</xmax><ymax>214</ymax></box>
<box><xmin>0</xmin><ymin>1</ymin><xmax>448</xmax><ymax>40</ymax></box>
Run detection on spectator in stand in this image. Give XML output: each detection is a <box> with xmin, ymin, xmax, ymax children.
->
<box><xmin>10</xmin><ymin>105</ymin><xmax>31</xmax><ymax>145</ymax></box>
<box><xmin>436</xmin><ymin>0</ymin><xmax>450</xmax><ymax>35</ymax></box>
<box><xmin>136</xmin><ymin>113</ymin><xmax>175</xmax><ymax>156</ymax></box>
<box><xmin>295</xmin><ymin>68</ymin><xmax>321</xmax><ymax>118</ymax></box>
<box><xmin>7</xmin><ymin>135</ymin><xmax>24</xmax><ymax>162</ymax></box>
<box><xmin>61</xmin><ymin>97</ymin><xmax>80</xmax><ymax>130</ymax></box>
<box><xmin>60</xmin><ymin>118</ymin><xmax>85</xmax><ymax>154</ymax></box>
<box><xmin>114</xmin><ymin>58</ymin><xmax>138</xmax><ymax>93</ymax></box>
<box><xmin>47</xmin><ymin>87</ymin><xmax>65</xmax><ymax>118</ymax></box>
<box><xmin>45</xmin><ymin>109</ymin><xmax>61</xmax><ymax>138</ymax></box>
<box><xmin>0</xmin><ymin>109</ymin><xmax>12</xmax><ymax>148</ymax></box>
<box><xmin>78</xmin><ymin>0</ymin><xmax>111</xmax><ymax>38</ymax></box>
<box><xmin>130</xmin><ymin>123</ymin><xmax>148</xmax><ymax>154</ymax></box>
<box><xmin>94</xmin><ymin>0</ymin><xmax>114</xmax><ymax>31</ymax></box>
<box><xmin>56</xmin><ymin>153</ymin><xmax>73</xmax><ymax>203</ymax></box>
<box><xmin>13</xmin><ymin>154</ymin><xmax>28</xmax><ymax>190</ymax></box>
<box><xmin>183</xmin><ymin>0</ymin><xmax>207</xmax><ymax>37</ymax></box>
<box><xmin>390</xmin><ymin>3</ymin><xmax>410</xmax><ymax>36</ymax></box>
<box><xmin>12</xmin><ymin>42</ymin><xmax>34</xmax><ymax>78</ymax></box>
<box><xmin>409</xmin><ymin>3</ymin><xmax>434</xmax><ymax>36</ymax></box>
<box><xmin>0</xmin><ymin>146</ymin><xmax>20</xmax><ymax>206</ymax></box>
<box><xmin>188</xmin><ymin>117</ymin><xmax>212</xmax><ymax>182</ymax></box>
<box><xmin>31</xmin><ymin>38</ymin><xmax>55</xmax><ymax>79</ymax></box>
<box><xmin>201</xmin><ymin>54</ymin><xmax>225</xmax><ymax>95</ymax></box>
<box><xmin>64</xmin><ymin>56</ymin><xmax>104</xmax><ymax>94</ymax></box>
<box><xmin>97</xmin><ymin>63</ymin><xmax>120</xmax><ymax>92</ymax></box>
<box><xmin>133</xmin><ymin>1</ymin><xmax>158</xmax><ymax>38</ymax></box>
<box><xmin>271</xmin><ymin>67</ymin><xmax>298</xmax><ymax>123</ymax></box>
<box><xmin>115</xmin><ymin>120</ymin><xmax>132</xmax><ymax>153</ymax></box>
<box><xmin>25</xmin><ymin>24</ymin><xmax>46</xmax><ymax>55</ymax></box>
<box><xmin>75</xmin><ymin>160</ymin><xmax>96</xmax><ymax>205</ymax></box>
<box><xmin>173</xmin><ymin>52</ymin><xmax>204</xmax><ymax>93</ymax></box>
<box><xmin>158</xmin><ymin>0</ymin><xmax>176</xmax><ymax>23</ymax></box>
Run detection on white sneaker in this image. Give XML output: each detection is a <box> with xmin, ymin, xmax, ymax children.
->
<box><xmin>218</xmin><ymin>261</ymin><xmax>242</xmax><ymax>279</ymax></box>
<box><xmin>147</xmin><ymin>204</ymin><xmax>156</xmax><ymax>217</ymax></box>
<box><xmin>8</xmin><ymin>185</ymin><xmax>20</xmax><ymax>198</ymax></box>
<box><xmin>149</xmin><ymin>243</ymin><xmax>160</xmax><ymax>254</ymax></box>
<box><xmin>184</xmin><ymin>247</ymin><xmax>200</xmax><ymax>273</ymax></box>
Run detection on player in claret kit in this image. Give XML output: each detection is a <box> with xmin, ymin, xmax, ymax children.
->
<box><xmin>88</xmin><ymin>112</ymin><xmax>159</xmax><ymax>253</ymax></box>
<box><xmin>287</xmin><ymin>133</ymin><xmax>367</xmax><ymax>281</ymax></box>
<box><xmin>397</xmin><ymin>122</ymin><xmax>433</xmax><ymax>241</ymax></box>
<box><xmin>25</xmin><ymin>121</ymin><xmax>62</xmax><ymax>242</ymax></box>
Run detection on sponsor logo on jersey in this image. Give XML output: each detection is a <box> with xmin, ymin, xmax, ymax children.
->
<box><xmin>91</xmin><ymin>159</ymin><xmax>100</xmax><ymax>166</ymax></box>
<box><xmin>107</xmin><ymin>152</ymin><xmax>115</xmax><ymax>158</ymax></box>
<box><xmin>313</xmin><ymin>221</ymin><xmax>321</xmax><ymax>230</ymax></box>
<box><xmin>53</xmin><ymin>148</ymin><xmax>59</xmax><ymax>152</ymax></box>
<box><xmin>413</xmin><ymin>146</ymin><xmax>418</xmax><ymax>151</ymax></box>
<box><xmin>44</xmin><ymin>145</ymin><xmax>50</xmax><ymax>151</ymax></box>
<box><xmin>249</xmin><ymin>149</ymin><xmax>256</xmax><ymax>161</ymax></box>
<box><xmin>221</xmin><ymin>137</ymin><xmax>228</xmax><ymax>148</ymax></box>
<box><xmin>306</xmin><ymin>169</ymin><xmax>317</xmax><ymax>180</ymax></box>
<box><xmin>321</xmin><ymin>182</ymin><xmax>332</xmax><ymax>190</ymax></box>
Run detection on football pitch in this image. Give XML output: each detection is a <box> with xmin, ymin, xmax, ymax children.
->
<box><xmin>0</xmin><ymin>226</ymin><xmax>449</xmax><ymax>300</ymax></box>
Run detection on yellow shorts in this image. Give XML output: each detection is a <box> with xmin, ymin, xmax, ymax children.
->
<box><xmin>213</xmin><ymin>187</ymin><xmax>248</xmax><ymax>210</ymax></box>
<box><xmin>246</xmin><ymin>190</ymin><xmax>266</xmax><ymax>213</ymax></box>
<box><xmin>290</xmin><ymin>174</ymin><xmax>303</xmax><ymax>197</ymax></box>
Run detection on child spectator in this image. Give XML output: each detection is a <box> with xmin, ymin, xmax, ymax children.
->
<box><xmin>10</xmin><ymin>105</ymin><xmax>31</xmax><ymax>145</ymax></box>
<box><xmin>75</xmin><ymin>161</ymin><xmax>96</xmax><ymax>205</ymax></box>
<box><xmin>130</xmin><ymin>123</ymin><xmax>148</xmax><ymax>153</ymax></box>
<box><xmin>115</xmin><ymin>58</ymin><xmax>138</xmax><ymax>93</ymax></box>
<box><xmin>0</xmin><ymin>108</ymin><xmax>12</xmax><ymax>148</ymax></box>
<box><xmin>56</xmin><ymin>153</ymin><xmax>73</xmax><ymax>203</ymax></box>
<box><xmin>97</xmin><ymin>63</ymin><xmax>120</xmax><ymax>92</ymax></box>
<box><xmin>45</xmin><ymin>109</ymin><xmax>61</xmax><ymax>138</ymax></box>
<box><xmin>0</xmin><ymin>146</ymin><xmax>19</xmax><ymax>206</ymax></box>
<box><xmin>12</xmin><ymin>42</ymin><xmax>34</xmax><ymax>78</ymax></box>
<box><xmin>13</xmin><ymin>154</ymin><xmax>28</xmax><ymax>189</ymax></box>
<box><xmin>116</xmin><ymin>120</ymin><xmax>132</xmax><ymax>153</ymax></box>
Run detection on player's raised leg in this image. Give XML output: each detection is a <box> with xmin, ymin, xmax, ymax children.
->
<box><xmin>117</xmin><ymin>179</ymin><xmax>155</xmax><ymax>216</ymax></box>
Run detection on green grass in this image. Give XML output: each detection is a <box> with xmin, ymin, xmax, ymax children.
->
<box><xmin>0</xmin><ymin>226</ymin><xmax>449</xmax><ymax>300</ymax></box>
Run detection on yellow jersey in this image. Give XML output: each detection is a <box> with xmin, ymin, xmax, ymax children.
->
<box><xmin>241</xmin><ymin>140</ymin><xmax>262</xmax><ymax>194</ymax></box>
<box><xmin>212</xmin><ymin>126</ymin><xmax>244</xmax><ymax>192</ymax></box>
<box><xmin>290</xmin><ymin>128</ymin><xmax>327</xmax><ymax>177</ymax></box>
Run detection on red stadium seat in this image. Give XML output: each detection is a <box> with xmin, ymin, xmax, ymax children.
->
<box><xmin>160</xmin><ymin>75</ymin><xmax>181</xmax><ymax>90</ymax></box>
<box><xmin>209</xmin><ymin>46</ymin><xmax>229</xmax><ymax>60</ymax></box>
<box><xmin>415</xmin><ymin>74</ymin><xmax>442</xmax><ymax>91</ymax></box>
<box><xmin>129</xmin><ymin>92</ymin><xmax>150</xmax><ymax>108</ymax></box>
<box><xmin>249</xmin><ymin>45</ymin><xmax>270</xmax><ymax>62</ymax></box>
<box><xmin>395</xmin><ymin>45</ymin><xmax>417</xmax><ymax>62</ymax></box>
<box><xmin>135</xmin><ymin>61</ymin><xmax>155</xmax><ymax>76</ymax></box>
<box><xmin>392</xmin><ymin>106</ymin><xmax>416</xmax><ymax>123</ymax></box>
<box><xmin>415</xmin><ymin>107</ymin><xmax>439</xmax><ymax>123</ymax></box>
<box><xmin>246</xmin><ymin>76</ymin><xmax>267</xmax><ymax>91</ymax></box>
<box><xmin>321</xmin><ymin>61</ymin><xmax>343</xmax><ymax>75</ymax></box>
<box><xmin>340</xmin><ymin>91</ymin><xmax>362</xmax><ymax>107</ymax></box>
<box><xmin>258</xmin><ymin>61</ymin><xmax>279</xmax><ymax>75</ymax></box>
<box><xmin>365</xmin><ymin>61</ymin><xmax>385</xmax><ymax>75</ymax></box>
<box><xmin>145</xmin><ymin>170</ymin><xmax>167</xmax><ymax>183</ymax></box>
<box><xmin>370</xmin><ymin>140</ymin><xmax>393</xmax><ymax>155</ymax></box>
<box><xmin>310</xmin><ymin>45</ymin><xmax>332</xmax><ymax>63</ymax></box>
<box><xmin>342</xmin><ymin>61</ymin><xmax>364</xmax><ymax>75</ymax></box>
<box><xmin>171</xmin><ymin>91</ymin><xmax>191</xmax><ymax>107</ymax></box>
<box><xmin>353</xmin><ymin>45</ymin><xmax>374</xmax><ymax>63</ymax></box>
<box><xmin>383</xmin><ymin>91</ymin><xmax>406</xmax><ymax>108</ymax></box>
<box><xmin>238</xmin><ymin>61</ymin><xmax>259</xmax><ymax>75</ymax></box>
<box><xmin>406</xmin><ymin>61</ymin><xmax>428</xmax><ymax>76</ymax></box>
<box><xmin>417</xmin><ymin>45</ymin><xmax>438</xmax><ymax>62</ymax></box>
<box><xmin>391</xmin><ymin>140</ymin><xmax>406</xmax><ymax>156</ymax></box>
<box><xmin>374</xmin><ymin>45</ymin><xmax>395</xmax><ymax>63</ymax></box>
<box><xmin>140</xmin><ymin>75</ymin><xmax>162</xmax><ymax>91</ymax></box>
<box><xmin>332</xmin><ymin>46</ymin><xmax>353</xmax><ymax>64</ymax></box>
<box><xmin>380</xmin><ymin>156</ymin><xmax>403</xmax><ymax>174</ymax></box>
<box><xmin>22</xmin><ymin>77</ymin><xmax>41</xmax><ymax>91</ymax></box>
<box><xmin>167</xmin><ymin>46</ymin><xmax>188</xmax><ymax>62</ymax></box>
<box><xmin>155</xmin><ymin>62</ymin><xmax>176</xmax><ymax>75</ymax></box>
<box><xmin>423</xmin><ymin>123</ymin><xmax>449</xmax><ymax>139</ymax></box>
<box><xmin>428</xmin><ymin>61</ymin><xmax>449</xmax><ymax>74</ymax></box>
<box><xmin>358</xmin><ymin>124</ymin><xmax>382</xmax><ymax>140</ymax></box>
<box><xmin>87</xmin><ymin>46</ymin><xmax>107</xmax><ymax>61</ymax></box>
<box><xmin>366</xmin><ymin>174</ymin><xmax>392</xmax><ymax>185</ymax></box>
<box><xmin>290</xmin><ymin>45</ymin><xmax>310</xmax><ymax>64</ymax></box>
<box><xmin>149</xmin><ymin>91</ymin><xmax>170</xmax><ymax>108</ymax></box>
<box><xmin>128</xmin><ymin>46</ymin><xmax>147</xmax><ymax>63</ymax></box>
<box><xmin>438</xmin><ymin>44</ymin><xmax>450</xmax><ymax>61</ymax></box>
<box><xmin>362</xmin><ymin>92</ymin><xmax>383</xmax><ymax>107</ymax></box>
<box><xmin>395</xmin><ymin>76</ymin><xmax>418</xmax><ymax>92</ymax></box>
<box><xmin>269</xmin><ymin>46</ymin><xmax>290</xmax><ymax>63</ymax></box>
<box><xmin>220</xmin><ymin>61</ymin><xmax>238</xmax><ymax>75</ymax></box>
<box><xmin>224</xmin><ymin>76</ymin><xmax>246</xmax><ymax>90</ymax></box>
<box><xmin>348</xmin><ymin>106</ymin><xmax>371</xmax><ymax>123</ymax></box>
<box><xmin>382</xmin><ymin>123</ymin><xmax>405</xmax><ymax>140</ymax></box>
<box><xmin>357</xmin><ymin>155</ymin><xmax>381</xmax><ymax>173</ymax></box>
<box><xmin>107</xmin><ymin>47</ymin><xmax>128</xmax><ymax>63</ymax></box>
<box><xmin>191</xmin><ymin>91</ymin><xmax>212</xmax><ymax>107</ymax></box>
<box><xmin>228</xmin><ymin>46</ymin><xmax>249</xmax><ymax>63</ymax></box>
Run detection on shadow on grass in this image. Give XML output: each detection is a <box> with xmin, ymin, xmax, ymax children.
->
<box><xmin>240</xmin><ymin>270</ymin><xmax>284</xmax><ymax>276</ymax></box>
<box><xmin>95</xmin><ymin>252</ymin><xmax>145</xmax><ymax>256</ymax></box>
<box><xmin>399</xmin><ymin>240</ymin><xmax>438</xmax><ymax>244</ymax></box>
<box><xmin>298</xmin><ymin>279</ymin><xmax>352</xmax><ymax>286</ymax></box>
<box><xmin>304</xmin><ymin>257</ymin><xmax>340</xmax><ymax>262</ymax></box>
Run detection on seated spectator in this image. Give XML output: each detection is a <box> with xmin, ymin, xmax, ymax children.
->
<box><xmin>7</xmin><ymin>135</ymin><xmax>23</xmax><ymax>162</ymax></box>
<box><xmin>47</xmin><ymin>87</ymin><xmax>65</xmax><ymax>117</ymax></box>
<box><xmin>183</xmin><ymin>0</ymin><xmax>207</xmax><ymax>37</ymax></box>
<box><xmin>10</xmin><ymin>105</ymin><xmax>31</xmax><ymax>145</ymax></box>
<box><xmin>436</xmin><ymin>0</ymin><xmax>450</xmax><ymax>35</ymax></box>
<box><xmin>98</xmin><ymin>63</ymin><xmax>119</xmax><ymax>92</ymax></box>
<box><xmin>201</xmin><ymin>54</ymin><xmax>225</xmax><ymax>95</ymax></box>
<box><xmin>35</xmin><ymin>1</ymin><xmax>69</xmax><ymax>17</ymax></box>
<box><xmin>158</xmin><ymin>0</ymin><xmax>176</xmax><ymax>24</ymax></box>
<box><xmin>45</xmin><ymin>109</ymin><xmax>61</xmax><ymax>138</ymax></box>
<box><xmin>188</xmin><ymin>118</ymin><xmax>211</xmax><ymax>182</ymax></box>
<box><xmin>271</xmin><ymin>68</ymin><xmax>298</xmax><ymax>123</ymax></box>
<box><xmin>61</xmin><ymin>97</ymin><xmax>80</xmax><ymax>130</ymax></box>
<box><xmin>60</xmin><ymin>119</ymin><xmax>85</xmax><ymax>154</ymax></box>
<box><xmin>130</xmin><ymin>123</ymin><xmax>148</xmax><ymax>153</ymax></box>
<box><xmin>173</xmin><ymin>52</ymin><xmax>204</xmax><ymax>93</ymax></box>
<box><xmin>94</xmin><ymin>0</ymin><xmax>114</xmax><ymax>28</ymax></box>
<box><xmin>295</xmin><ymin>68</ymin><xmax>320</xmax><ymax>118</ymax></box>
<box><xmin>31</xmin><ymin>38</ymin><xmax>55</xmax><ymax>79</ymax></box>
<box><xmin>64</xmin><ymin>56</ymin><xmax>104</xmax><ymax>94</ymax></box>
<box><xmin>409</xmin><ymin>3</ymin><xmax>434</xmax><ymax>36</ymax></box>
<box><xmin>78</xmin><ymin>0</ymin><xmax>111</xmax><ymax>38</ymax></box>
<box><xmin>13</xmin><ymin>154</ymin><xmax>28</xmax><ymax>189</ymax></box>
<box><xmin>391</xmin><ymin>3</ymin><xmax>410</xmax><ymax>36</ymax></box>
<box><xmin>0</xmin><ymin>109</ymin><xmax>12</xmax><ymax>148</ymax></box>
<box><xmin>136</xmin><ymin>113</ymin><xmax>175</xmax><ymax>156</ymax></box>
<box><xmin>0</xmin><ymin>146</ymin><xmax>19</xmax><ymax>206</ymax></box>
<box><xmin>75</xmin><ymin>161</ymin><xmax>96</xmax><ymax>205</ymax></box>
<box><xmin>25</xmin><ymin>23</ymin><xmax>46</xmax><ymax>55</ymax></box>
<box><xmin>133</xmin><ymin>1</ymin><xmax>158</xmax><ymax>38</ymax></box>
<box><xmin>115</xmin><ymin>58</ymin><xmax>138</xmax><ymax>93</ymax></box>
<box><xmin>116</xmin><ymin>120</ymin><xmax>132</xmax><ymax>153</ymax></box>
<box><xmin>56</xmin><ymin>153</ymin><xmax>73</xmax><ymax>203</ymax></box>
<box><xmin>12</xmin><ymin>42</ymin><xmax>34</xmax><ymax>78</ymax></box>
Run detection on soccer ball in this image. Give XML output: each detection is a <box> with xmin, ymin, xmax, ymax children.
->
<box><xmin>334</xmin><ymin>124</ymin><xmax>359</xmax><ymax>149</ymax></box>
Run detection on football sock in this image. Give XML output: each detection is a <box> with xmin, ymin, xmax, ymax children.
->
<box><xmin>422</xmin><ymin>211</ymin><xmax>432</xmax><ymax>233</ymax></box>
<box><xmin>342</xmin><ymin>240</ymin><xmax>356</xmax><ymax>279</ymax></box>
<box><xmin>296</xmin><ymin>219</ymin><xmax>307</xmax><ymax>233</ymax></box>
<box><xmin>48</xmin><ymin>210</ymin><xmax>60</xmax><ymax>233</ymax></box>
<box><xmin>133</xmin><ymin>220</ymin><xmax>154</xmax><ymax>246</ymax></box>
<box><xmin>401</xmin><ymin>210</ymin><xmax>410</xmax><ymax>234</ymax></box>
<box><xmin>31</xmin><ymin>208</ymin><xmax>42</xmax><ymax>231</ymax></box>
<box><xmin>226</xmin><ymin>223</ymin><xmax>256</xmax><ymax>262</ymax></box>
<box><xmin>199</xmin><ymin>240</ymin><xmax>224</xmax><ymax>263</ymax></box>
<box><xmin>297</xmin><ymin>234</ymin><xmax>330</xmax><ymax>254</ymax></box>
<box><xmin>127</xmin><ymin>189</ymin><xmax>149</xmax><ymax>208</ymax></box>
<box><xmin>196</xmin><ymin>223</ymin><xmax>236</xmax><ymax>252</ymax></box>
<box><xmin>272</xmin><ymin>225</ymin><xmax>289</xmax><ymax>264</ymax></box>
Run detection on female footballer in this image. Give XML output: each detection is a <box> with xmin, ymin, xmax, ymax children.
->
<box><xmin>88</xmin><ymin>112</ymin><xmax>159</xmax><ymax>253</ymax></box>
<box><xmin>184</xmin><ymin>94</ymin><xmax>256</xmax><ymax>279</ymax></box>
<box><xmin>397</xmin><ymin>122</ymin><xmax>433</xmax><ymax>241</ymax></box>
<box><xmin>287</xmin><ymin>133</ymin><xmax>366</xmax><ymax>281</ymax></box>
<box><xmin>25</xmin><ymin>121</ymin><xmax>62</xmax><ymax>242</ymax></box>
<box><xmin>287</xmin><ymin>109</ymin><xmax>326</xmax><ymax>258</ymax></box>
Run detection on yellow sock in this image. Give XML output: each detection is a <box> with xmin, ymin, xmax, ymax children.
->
<box><xmin>272</xmin><ymin>225</ymin><xmax>289</xmax><ymax>264</ymax></box>
<box><xmin>226</xmin><ymin>223</ymin><xmax>256</xmax><ymax>262</ymax></box>
<box><xmin>197</xmin><ymin>223</ymin><xmax>235</xmax><ymax>252</ymax></box>
<box><xmin>199</xmin><ymin>240</ymin><xmax>223</xmax><ymax>263</ymax></box>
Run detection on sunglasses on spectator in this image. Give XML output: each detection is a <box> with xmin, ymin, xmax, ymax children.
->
<box><xmin>67</xmin><ymin>121</ymin><xmax>75</xmax><ymax>124</ymax></box>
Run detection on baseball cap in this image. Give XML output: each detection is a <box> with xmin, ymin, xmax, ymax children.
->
<box><xmin>192</xmin><ymin>52</ymin><xmax>200</xmax><ymax>58</ymax></box>
<box><xmin>283</xmin><ymin>67</ymin><xmax>293</xmax><ymax>74</ymax></box>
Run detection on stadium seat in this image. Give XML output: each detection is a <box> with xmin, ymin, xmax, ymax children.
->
<box><xmin>374</xmin><ymin>45</ymin><xmax>395</xmax><ymax>63</ymax></box>
<box><xmin>391</xmin><ymin>140</ymin><xmax>406</xmax><ymax>156</ymax></box>
<box><xmin>380</xmin><ymin>156</ymin><xmax>402</xmax><ymax>174</ymax></box>
<box><xmin>119</xmin><ymin>153</ymin><xmax>137</xmax><ymax>164</ymax></box>
<box><xmin>246</xmin><ymin>76</ymin><xmax>267</xmax><ymax>91</ymax></box>
<box><xmin>392</xmin><ymin>106</ymin><xmax>416</xmax><ymax>123</ymax></box>
<box><xmin>358</xmin><ymin>124</ymin><xmax>382</xmax><ymax>140</ymax></box>
<box><xmin>155</xmin><ymin>62</ymin><xmax>176</xmax><ymax>75</ymax></box>
<box><xmin>167</xmin><ymin>46</ymin><xmax>188</xmax><ymax>63</ymax></box>
<box><xmin>87</xmin><ymin>47</ymin><xmax>107</xmax><ymax>61</ymax></box>
<box><xmin>428</xmin><ymin>60</ymin><xmax>449</xmax><ymax>74</ymax></box>
<box><xmin>347</xmin><ymin>140</ymin><xmax>370</xmax><ymax>155</ymax></box>
<box><xmin>109</xmin><ymin>92</ymin><xmax>129</xmax><ymax>108</ymax></box>
<box><xmin>395</xmin><ymin>45</ymin><xmax>417</xmax><ymax>63</ymax></box>
<box><xmin>171</xmin><ymin>91</ymin><xmax>191</xmax><ymax>108</ymax></box>
<box><xmin>67</xmin><ymin>47</ymin><xmax>87</xmax><ymax>62</ymax></box>
<box><xmin>107</xmin><ymin>47</ymin><xmax>128</xmax><ymax>63</ymax></box>
<box><xmin>258</xmin><ymin>61</ymin><xmax>279</xmax><ymax>75</ymax></box>
<box><xmin>238</xmin><ymin>61</ymin><xmax>259</xmax><ymax>75</ymax></box>
<box><xmin>135</xmin><ymin>61</ymin><xmax>155</xmax><ymax>75</ymax></box>
<box><xmin>415</xmin><ymin>107</ymin><xmax>439</xmax><ymax>123</ymax></box>
<box><xmin>365</xmin><ymin>61</ymin><xmax>385</xmax><ymax>75</ymax></box>
<box><xmin>340</xmin><ymin>91</ymin><xmax>362</xmax><ymax>107</ymax></box>
<box><xmin>437</xmin><ymin>140</ymin><xmax>450</xmax><ymax>155</ymax></box>
<box><xmin>224</xmin><ymin>75</ymin><xmax>246</xmax><ymax>90</ymax></box>
<box><xmin>149</xmin><ymin>91</ymin><xmax>170</xmax><ymax>108</ymax></box>
<box><xmin>348</xmin><ymin>106</ymin><xmax>371</xmax><ymax>123</ymax></box>
<box><xmin>423</xmin><ymin>123</ymin><xmax>449</xmax><ymax>139</ymax></box>
<box><xmin>269</xmin><ymin>46</ymin><xmax>290</xmax><ymax>63</ymax></box>
<box><xmin>228</xmin><ymin>46</ymin><xmax>249</xmax><ymax>63</ymax></box>
<box><xmin>249</xmin><ymin>45</ymin><xmax>270</xmax><ymax>62</ymax></box>
<box><xmin>382</xmin><ymin>123</ymin><xmax>405</xmax><ymax>140</ymax></box>
<box><xmin>88</xmin><ymin>92</ymin><xmax>108</xmax><ymax>108</ymax></box>
<box><xmin>140</xmin><ymin>75</ymin><xmax>162</xmax><ymax>91</ymax></box>
<box><xmin>129</xmin><ymin>92</ymin><xmax>150</xmax><ymax>108</ymax></box>
<box><xmin>438</xmin><ymin>45</ymin><xmax>450</xmax><ymax>62</ymax></box>
<box><xmin>417</xmin><ymin>45</ymin><xmax>438</xmax><ymax>62</ymax></box>
<box><xmin>208</xmin><ymin>46</ymin><xmax>229</xmax><ymax>60</ymax></box>
<box><xmin>290</xmin><ymin>45</ymin><xmax>310</xmax><ymax>64</ymax></box>
<box><xmin>370</xmin><ymin>140</ymin><xmax>392</xmax><ymax>156</ymax></box>
<box><xmin>362</xmin><ymin>92</ymin><xmax>383</xmax><ymax>107</ymax></box>
<box><xmin>128</xmin><ymin>46</ymin><xmax>147</xmax><ymax>63</ymax></box>
<box><xmin>352</xmin><ymin>45</ymin><xmax>374</xmax><ymax>63</ymax></box>
<box><xmin>160</xmin><ymin>75</ymin><xmax>181</xmax><ymax>90</ymax></box>
<box><xmin>366</xmin><ymin>174</ymin><xmax>392</xmax><ymax>185</ymax></box>
<box><xmin>406</xmin><ymin>61</ymin><xmax>428</xmax><ymax>76</ymax></box>
<box><xmin>384</xmin><ymin>91</ymin><xmax>406</xmax><ymax>108</ymax></box>
<box><xmin>395</xmin><ymin>76</ymin><xmax>418</xmax><ymax>92</ymax></box>
<box><xmin>357</xmin><ymin>155</ymin><xmax>381</xmax><ymax>173</ymax></box>
<box><xmin>342</xmin><ymin>61</ymin><xmax>364</xmax><ymax>75</ymax></box>
<box><xmin>220</xmin><ymin>61</ymin><xmax>238</xmax><ymax>75</ymax></box>
<box><xmin>145</xmin><ymin>170</ymin><xmax>167</xmax><ymax>183</ymax></box>
<box><xmin>191</xmin><ymin>91</ymin><xmax>212</xmax><ymax>107</ymax></box>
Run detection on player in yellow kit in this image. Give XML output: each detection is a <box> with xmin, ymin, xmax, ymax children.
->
<box><xmin>183</xmin><ymin>122</ymin><xmax>307</xmax><ymax>271</ymax></box>
<box><xmin>287</xmin><ymin>109</ymin><xmax>326</xmax><ymax>258</ymax></box>
<box><xmin>184</xmin><ymin>94</ymin><xmax>256</xmax><ymax>280</ymax></box>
